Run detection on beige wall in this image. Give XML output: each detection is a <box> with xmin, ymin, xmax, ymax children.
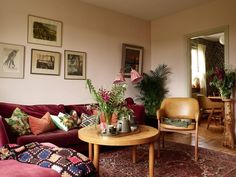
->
<box><xmin>151</xmin><ymin>0</ymin><xmax>236</xmax><ymax>134</ymax></box>
<box><xmin>0</xmin><ymin>0</ymin><xmax>151</xmax><ymax>104</ymax></box>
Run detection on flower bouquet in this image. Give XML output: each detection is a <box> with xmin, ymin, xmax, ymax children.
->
<box><xmin>86</xmin><ymin>79</ymin><xmax>129</xmax><ymax>125</ymax></box>
<box><xmin>208</xmin><ymin>66</ymin><xmax>236</xmax><ymax>99</ymax></box>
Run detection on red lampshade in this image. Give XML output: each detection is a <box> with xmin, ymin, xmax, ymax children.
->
<box><xmin>131</xmin><ymin>69</ymin><xmax>142</xmax><ymax>84</ymax></box>
<box><xmin>113</xmin><ymin>72</ymin><xmax>125</xmax><ymax>84</ymax></box>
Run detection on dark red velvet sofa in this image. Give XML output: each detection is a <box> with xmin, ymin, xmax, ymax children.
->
<box><xmin>0</xmin><ymin>101</ymin><xmax>145</xmax><ymax>152</ymax></box>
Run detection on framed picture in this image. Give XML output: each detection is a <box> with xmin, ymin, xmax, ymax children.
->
<box><xmin>64</xmin><ymin>50</ymin><xmax>86</xmax><ymax>80</ymax></box>
<box><xmin>0</xmin><ymin>43</ymin><xmax>25</xmax><ymax>79</ymax></box>
<box><xmin>28</xmin><ymin>15</ymin><xmax>62</xmax><ymax>47</ymax></box>
<box><xmin>122</xmin><ymin>43</ymin><xmax>144</xmax><ymax>77</ymax></box>
<box><xmin>31</xmin><ymin>49</ymin><xmax>61</xmax><ymax>75</ymax></box>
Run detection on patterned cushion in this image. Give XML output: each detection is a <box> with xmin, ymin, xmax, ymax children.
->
<box><xmin>51</xmin><ymin>112</ymin><xmax>76</xmax><ymax>131</ymax></box>
<box><xmin>29</xmin><ymin>112</ymin><xmax>56</xmax><ymax>135</ymax></box>
<box><xmin>80</xmin><ymin>113</ymin><xmax>97</xmax><ymax>127</ymax></box>
<box><xmin>5</xmin><ymin>108</ymin><xmax>31</xmax><ymax>136</ymax></box>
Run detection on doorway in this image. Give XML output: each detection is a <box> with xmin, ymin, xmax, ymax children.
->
<box><xmin>186</xmin><ymin>26</ymin><xmax>229</xmax><ymax>97</ymax></box>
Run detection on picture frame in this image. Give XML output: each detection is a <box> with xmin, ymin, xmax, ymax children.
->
<box><xmin>31</xmin><ymin>49</ymin><xmax>61</xmax><ymax>75</ymax></box>
<box><xmin>0</xmin><ymin>43</ymin><xmax>25</xmax><ymax>79</ymax></box>
<box><xmin>64</xmin><ymin>50</ymin><xmax>86</xmax><ymax>80</ymax></box>
<box><xmin>28</xmin><ymin>15</ymin><xmax>62</xmax><ymax>47</ymax></box>
<box><xmin>122</xmin><ymin>43</ymin><xmax>144</xmax><ymax>77</ymax></box>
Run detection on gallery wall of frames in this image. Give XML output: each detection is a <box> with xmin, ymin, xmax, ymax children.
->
<box><xmin>0</xmin><ymin>15</ymin><xmax>143</xmax><ymax>81</ymax></box>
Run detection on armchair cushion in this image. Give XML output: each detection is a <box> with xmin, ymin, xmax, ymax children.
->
<box><xmin>163</xmin><ymin>117</ymin><xmax>192</xmax><ymax>128</ymax></box>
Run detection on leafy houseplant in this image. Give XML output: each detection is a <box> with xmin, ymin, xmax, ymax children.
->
<box><xmin>208</xmin><ymin>66</ymin><xmax>236</xmax><ymax>99</ymax></box>
<box><xmin>134</xmin><ymin>64</ymin><xmax>171</xmax><ymax>117</ymax></box>
<box><xmin>86</xmin><ymin>79</ymin><xmax>128</xmax><ymax>125</ymax></box>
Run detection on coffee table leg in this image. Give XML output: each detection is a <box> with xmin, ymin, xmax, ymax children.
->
<box><xmin>149</xmin><ymin>142</ymin><xmax>155</xmax><ymax>177</ymax></box>
<box><xmin>93</xmin><ymin>144</ymin><xmax>100</xmax><ymax>173</ymax></box>
<box><xmin>132</xmin><ymin>146</ymin><xmax>136</xmax><ymax>163</ymax></box>
<box><xmin>88</xmin><ymin>143</ymin><xmax>93</xmax><ymax>160</ymax></box>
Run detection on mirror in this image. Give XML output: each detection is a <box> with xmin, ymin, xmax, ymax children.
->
<box><xmin>186</xmin><ymin>26</ymin><xmax>229</xmax><ymax>97</ymax></box>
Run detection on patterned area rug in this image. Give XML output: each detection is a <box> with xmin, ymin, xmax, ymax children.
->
<box><xmin>99</xmin><ymin>141</ymin><xmax>236</xmax><ymax>177</ymax></box>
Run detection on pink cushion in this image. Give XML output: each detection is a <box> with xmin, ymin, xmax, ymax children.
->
<box><xmin>29</xmin><ymin>112</ymin><xmax>56</xmax><ymax>135</ymax></box>
<box><xmin>0</xmin><ymin>159</ymin><xmax>60</xmax><ymax>177</ymax></box>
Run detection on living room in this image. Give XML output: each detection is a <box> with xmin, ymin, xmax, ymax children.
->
<box><xmin>0</xmin><ymin>0</ymin><xmax>236</xmax><ymax>176</ymax></box>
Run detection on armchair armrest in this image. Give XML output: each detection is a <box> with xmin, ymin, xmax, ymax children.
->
<box><xmin>156</xmin><ymin>109</ymin><xmax>165</xmax><ymax>120</ymax></box>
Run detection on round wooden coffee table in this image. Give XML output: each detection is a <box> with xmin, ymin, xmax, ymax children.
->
<box><xmin>78</xmin><ymin>125</ymin><xmax>159</xmax><ymax>177</ymax></box>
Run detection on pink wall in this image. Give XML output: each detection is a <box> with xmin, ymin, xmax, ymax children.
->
<box><xmin>0</xmin><ymin>0</ymin><xmax>151</xmax><ymax>104</ymax></box>
<box><xmin>151</xmin><ymin>0</ymin><xmax>236</xmax><ymax>136</ymax></box>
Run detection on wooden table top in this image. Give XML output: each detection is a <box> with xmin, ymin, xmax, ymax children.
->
<box><xmin>78</xmin><ymin>125</ymin><xmax>159</xmax><ymax>146</ymax></box>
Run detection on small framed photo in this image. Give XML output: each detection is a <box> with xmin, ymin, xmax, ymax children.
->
<box><xmin>64</xmin><ymin>50</ymin><xmax>86</xmax><ymax>80</ymax></box>
<box><xmin>0</xmin><ymin>43</ymin><xmax>25</xmax><ymax>79</ymax></box>
<box><xmin>122</xmin><ymin>43</ymin><xmax>144</xmax><ymax>77</ymax></box>
<box><xmin>31</xmin><ymin>49</ymin><xmax>61</xmax><ymax>75</ymax></box>
<box><xmin>28</xmin><ymin>15</ymin><xmax>62</xmax><ymax>47</ymax></box>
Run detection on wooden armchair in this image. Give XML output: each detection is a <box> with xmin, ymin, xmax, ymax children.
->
<box><xmin>157</xmin><ymin>97</ymin><xmax>199</xmax><ymax>161</ymax></box>
<box><xmin>197</xmin><ymin>95</ymin><xmax>224</xmax><ymax>129</ymax></box>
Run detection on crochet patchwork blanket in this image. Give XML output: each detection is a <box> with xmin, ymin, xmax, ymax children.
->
<box><xmin>0</xmin><ymin>142</ymin><xmax>96</xmax><ymax>177</ymax></box>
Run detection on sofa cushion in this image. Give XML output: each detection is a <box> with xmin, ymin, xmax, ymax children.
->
<box><xmin>51</xmin><ymin>112</ymin><xmax>77</xmax><ymax>131</ymax></box>
<box><xmin>29</xmin><ymin>112</ymin><xmax>56</xmax><ymax>135</ymax></box>
<box><xmin>64</xmin><ymin>104</ymin><xmax>93</xmax><ymax>117</ymax></box>
<box><xmin>17</xmin><ymin>129</ymin><xmax>80</xmax><ymax>147</ymax></box>
<box><xmin>80</xmin><ymin>113</ymin><xmax>97</xmax><ymax>127</ymax></box>
<box><xmin>0</xmin><ymin>159</ymin><xmax>61</xmax><ymax>177</ymax></box>
<box><xmin>5</xmin><ymin>108</ymin><xmax>31</xmax><ymax>136</ymax></box>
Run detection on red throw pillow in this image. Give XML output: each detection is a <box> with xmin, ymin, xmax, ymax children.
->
<box><xmin>29</xmin><ymin>112</ymin><xmax>56</xmax><ymax>135</ymax></box>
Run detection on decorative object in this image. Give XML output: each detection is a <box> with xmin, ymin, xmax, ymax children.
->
<box><xmin>86</xmin><ymin>79</ymin><xmax>127</xmax><ymax>126</ymax></box>
<box><xmin>113</xmin><ymin>68</ymin><xmax>143</xmax><ymax>84</ymax></box>
<box><xmin>209</xmin><ymin>66</ymin><xmax>236</xmax><ymax>99</ymax></box>
<box><xmin>222</xmin><ymin>98</ymin><xmax>234</xmax><ymax>149</ymax></box>
<box><xmin>122</xmin><ymin>43</ymin><xmax>143</xmax><ymax>78</ymax></box>
<box><xmin>134</xmin><ymin>64</ymin><xmax>171</xmax><ymax>117</ymax></box>
<box><xmin>64</xmin><ymin>50</ymin><xmax>86</xmax><ymax>80</ymax></box>
<box><xmin>31</xmin><ymin>49</ymin><xmax>61</xmax><ymax>75</ymax></box>
<box><xmin>28</xmin><ymin>15</ymin><xmax>62</xmax><ymax>47</ymax></box>
<box><xmin>99</xmin><ymin>141</ymin><xmax>236</xmax><ymax>177</ymax></box>
<box><xmin>51</xmin><ymin>112</ymin><xmax>76</xmax><ymax>131</ymax></box>
<box><xmin>0</xmin><ymin>42</ymin><xmax>25</xmax><ymax>79</ymax></box>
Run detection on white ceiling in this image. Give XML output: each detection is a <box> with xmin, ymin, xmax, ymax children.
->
<box><xmin>80</xmin><ymin>0</ymin><xmax>215</xmax><ymax>20</ymax></box>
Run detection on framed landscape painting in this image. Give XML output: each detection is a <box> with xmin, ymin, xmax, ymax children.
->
<box><xmin>31</xmin><ymin>49</ymin><xmax>61</xmax><ymax>75</ymax></box>
<box><xmin>28</xmin><ymin>15</ymin><xmax>62</xmax><ymax>47</ymax></box>
<box><xmin>122</xmin><ymin>43</ymin><xmax>144</xmax><ymax>77</ymax></box>
<box><xmin>64</xmin><ymin>50</ymin><xmax>86</xmax><ymax>80</ymax></box>
<box><xmin>0</xmin><ymin>43</ymin><xmax>25</xmax><ymax>79</ymax></box>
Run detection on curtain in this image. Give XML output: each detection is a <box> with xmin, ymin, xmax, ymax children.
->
<box><xmin>197</xmin><ymin>44</ymin><xmax>206</xmax><ymax>95</ymax></box>
<box><xmin>191</xmin><ymin>44</ymin><xmax>206</xmax><ymax>95</ymax></box>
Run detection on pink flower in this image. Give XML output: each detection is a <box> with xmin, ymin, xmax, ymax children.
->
<box><xmin>99</xmin><ymin>89</ymin><xmax>110</xmax><ymax>102</ymax></box>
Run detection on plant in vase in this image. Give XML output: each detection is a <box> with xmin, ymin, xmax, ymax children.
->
<box><xmin>208</xmin><ymin>66</ymin><xmax>236</xmax><ymax>99</ymax></box>
<box><xmin>86</xmin><ymin>79</ymin><xmax>128</xmax><ymax>126</ymax></box>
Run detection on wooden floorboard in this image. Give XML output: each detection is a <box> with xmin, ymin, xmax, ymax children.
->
<box><xmin>164</xmin><ymin>119</ymin><xmax>236</xmax><ymax>155</ymax></box>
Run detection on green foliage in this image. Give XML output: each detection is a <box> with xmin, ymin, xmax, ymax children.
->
<box><xmin>86</xmin><ymin>79</ymin><xmax>128</xmax><ymax>123</ymax></box>
<box><xmin>134</xmin><ymin>64</ymin><xmax>171</xmax><ymax>116</ymax></box>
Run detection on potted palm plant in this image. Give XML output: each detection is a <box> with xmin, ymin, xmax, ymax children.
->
<box><xmin>134</xmin><ymin>64</ymin><xmax>171</xmax><ymax>126</ymax></box>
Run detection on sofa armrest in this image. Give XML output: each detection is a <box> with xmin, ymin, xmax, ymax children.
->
<box><xmin>128</xmin><ymin>104</ymin><xmax>146</xmax><ymax>124</ymax></box>
<box><xmin>0</xmin><ymin>116</ymin><xmax>10</xmax><ymax>146</ymax></box>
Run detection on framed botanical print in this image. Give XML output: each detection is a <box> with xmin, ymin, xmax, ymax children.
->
<box><xmin>0</xmin><ymin>43</ymin><xmax>25</xmax><ymax>79</ymax></box>
<box><xmin>122</xmin><ymin>43</ymin><xmax>144</xmax><ymax>77</ymax></box>
<box><xmin>64</xmin><ymin>50</ymin><xmax>86</xmax><ymax>80</ymax></box>
<box><xmin>28</xmin><ymin>15</ymin><xmax>62</xmax><ymax>47</ymax></box>
<box><xmin>31</xmin><ymin>49</ymin><xmax>61</xmax><ymax>75</ymax></box>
